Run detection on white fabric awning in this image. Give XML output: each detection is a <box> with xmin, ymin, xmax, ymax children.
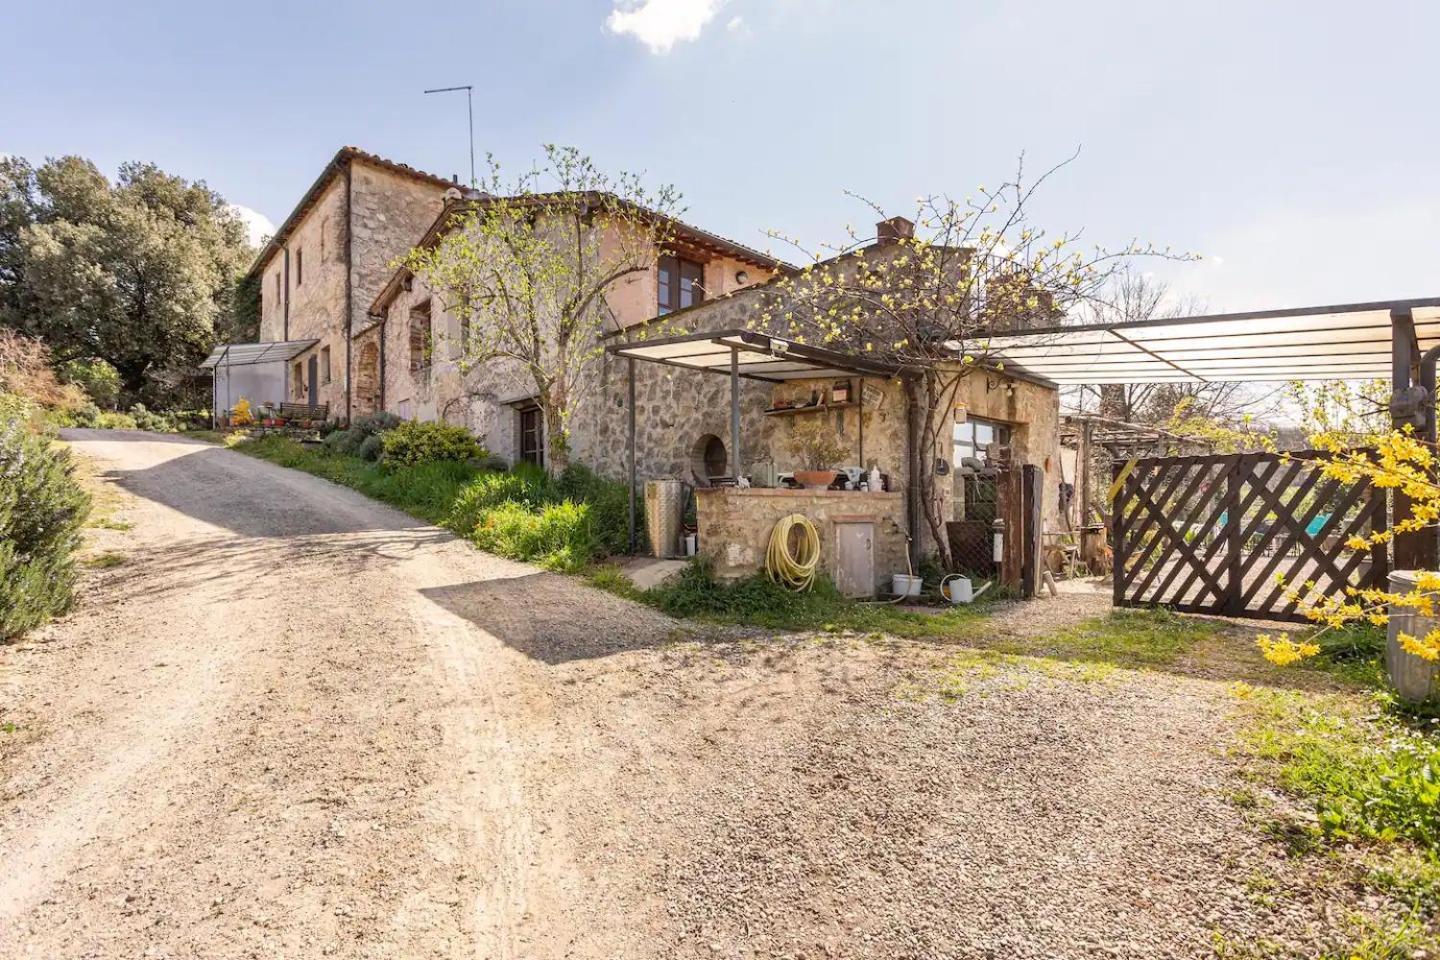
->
<box><xmin>607</xmin><ymin>329</ymin><xmax>899</xmax><ymax>382</ymax></box>
<box><xmin>976</xmin><ymin>298</ymin><xmax>1440</xmax><ymax>384</ymax></box>
<box><xmin>200</xmin><ymin>340</ymin><xmax>319</xmax><ymax>369</ymax></box>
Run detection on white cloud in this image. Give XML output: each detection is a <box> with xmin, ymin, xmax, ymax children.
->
<box><xmin>726</xmin><ymin>14</ymin><xmax>746</xmax><ymax>31</ymax></box>
<box><xmin>606</xmin><ymin>0</ymin><xmax>727</xmax><ymax>54</ymax></box>
<box><xmin>228</xmin><ymin>204</ymin><xmax>275</xmax><ymax>249</ymax></box>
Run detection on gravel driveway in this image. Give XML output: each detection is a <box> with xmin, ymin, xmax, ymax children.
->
<box><xmin>0</xmin><ymin>430</ymin><xmax>1349</xmax><ymax>958</ymax></box>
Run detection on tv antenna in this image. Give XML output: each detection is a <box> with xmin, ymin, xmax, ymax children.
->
<box><xmin>423</xmin><ymin>85</ymin><xmax>475</xmax><ymax>186</ymax></box>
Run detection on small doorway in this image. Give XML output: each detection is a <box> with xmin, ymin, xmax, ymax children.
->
<box><xmin>306</xmin><ymin>355</ymin><xmax>319</xmax><ymax>406</ymax></box>
<box><xmin>518</xmin><ymin>405</ymin><xmax>544</xmax><ymax>467</ymax></box>
<box><xmin>833</xmin><ymin>521</ymin><xmax>876</xmax><ymax>598</ymax></box>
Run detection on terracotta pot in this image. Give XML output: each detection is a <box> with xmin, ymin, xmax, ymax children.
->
<box><xmin>794</xmin><ymin>469</ymin><xmax>836</xmax><ymax>490</ymax></box>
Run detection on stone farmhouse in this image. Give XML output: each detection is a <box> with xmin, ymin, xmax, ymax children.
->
<box><xmin>245</xmin><ymin>147</ymin><xmax>460</xmax><ymax>418</ymax></box>
<box><xmin>210</xmin><ymin>147</ymin><xmax>1065</xmax><ymax>587</ymax></box>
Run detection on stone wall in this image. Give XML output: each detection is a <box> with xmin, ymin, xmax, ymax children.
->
<box><xmin>252</xmin><ymin>158</ymin><xmax>449</xmax><ymax>421</ymax></box>
<box><xmin>373</xmin><ymin>213</ymin><xmax>779</xmax><ymax>462</ymax></box>
<box><xmin>253</xmin><ymin>178</ymin><xmax>349</xmax><ymax>412</ymax></box>
<box><xmin>345</xmin><ymin>163</ymin><xmax>450</xmax><ymax>419</ymax></box>
<box><xmin>695</xmin><ymin>488</ymin><xmax>908</xmax><ymax>595</ymax></box>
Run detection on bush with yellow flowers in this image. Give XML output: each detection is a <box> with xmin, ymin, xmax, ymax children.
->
<box><xmin>231</xmin><ymin>396</ymin><xmax>253</xmax><ymax>427</ymax></box>
<box><xmin>1258</xmin><ymin>420</ymin><xmax>1440</xmax><ymax>667</ymax></box>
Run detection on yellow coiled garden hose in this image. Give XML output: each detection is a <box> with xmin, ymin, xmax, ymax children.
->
<box><xmin>766</xmin><ymin>514</ymin><xmax>821</xmax><ymax>591</ymax></box>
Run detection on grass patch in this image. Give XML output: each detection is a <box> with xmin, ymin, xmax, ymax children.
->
<box><xmin>84</xmin><ymin>551</ymin><xmax>126</xmax><ymax>569</ymax></box>
<box><xmin>237</xmin><ymin>435</ymin><xmax>633</xmax><ymax>572</ymax></box>
<box><xmin>1231</xmin><ymin>681</ymin><xmax>1440</xmax><ymax>942</ymax></box>
<box><xmin>589</xmin><ymin>558</ymin><xmax>994</xmax><ymax>640</ymax></box>
<box><xmin>239</xmin><ymin>434</ymin><xmax>483</xmax><ymax>526</ymax></box>
<box><xmin>1039</xmin><ymin>608</ymin><xmax>1219</xmax><ymax>667</ymax></box>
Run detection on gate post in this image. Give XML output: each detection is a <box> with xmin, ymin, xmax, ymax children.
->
<box><xmin>1111</xmin><ymin>459</ymin><xmax>1127</xmax><ymax>608</ymax></box>
<box><xmin>1224</xmin><ymin>457</ymin><xmax>1245</xmax><ymax>617</ymax></box>
<box><xmin>1021</xmin><ymin>464</ymin><xmax>1043</xmax><ymax>599</ymax></box>
<box><xmin>1391</xmin><ymin>306</ymin><xmax>1434</xmax><ymax>569</ymax></box>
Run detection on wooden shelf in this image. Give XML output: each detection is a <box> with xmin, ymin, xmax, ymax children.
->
<box><xmin>763</xmin><ymin>400</ymin><xmax>857</xmax><ymax>417</ymax></box>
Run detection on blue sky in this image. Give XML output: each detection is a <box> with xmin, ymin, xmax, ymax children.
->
<box><xmin>3</xmin><ymin>0</ymin><xmax>1436</xmax><ymax>313</ymax></box>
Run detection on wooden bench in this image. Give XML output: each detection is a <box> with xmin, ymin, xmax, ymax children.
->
<box><xmin>279</xmin><ymin>402</ymin><xmax>330</xmax><ymax>423</ymax></box>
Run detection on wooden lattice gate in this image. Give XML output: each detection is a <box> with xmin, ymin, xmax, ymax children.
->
<box><xmin>1112</xmin><ymin>450</ymin><xmax>1388</xmax><ymax>622</ymax></box>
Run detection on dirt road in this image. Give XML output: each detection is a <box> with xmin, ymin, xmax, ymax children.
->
<box><xmin>0</xmin><ymin>431</ymin><xmax>1354</xmax><ymax>958</ymax></box>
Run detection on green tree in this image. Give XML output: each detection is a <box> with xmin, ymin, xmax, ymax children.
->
<box><xmin>57</xmin><ymin>357</ymin><xmax>122</xmax><ymax>410</ymax></box>
<box><xmin>756</xmin><ymin>156</ymin><xmax>1183</xmax><ymax>568</ymax></box>
<box><xmin>402</xmin><ymin>145</ymin><xmax>681</xmax><ymax>470</ymax></box>
<box><xmin>0</xmin><ymin>156</ymin><xmax>253</xmax><ymax>404</ymax></box>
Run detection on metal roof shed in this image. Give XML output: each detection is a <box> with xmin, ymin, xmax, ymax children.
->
<box><xmin>201</xmin><ymin>340</ymin><xmax>318</xmax><ymax>425</ymax></box>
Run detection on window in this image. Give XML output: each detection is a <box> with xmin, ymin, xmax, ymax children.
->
<box><xmin>518</xmin><ymin>405</ymin><xmax>544</xmax><ymax>467</ymax></box>
<box><xmin>953</xmin><ymin>416</ymin><xmax>1011</xmax><ymax>468</ymax></box>
<box><xmin>295</xmin><ymin>248</ymin><xmax>303</xmax><ymax>287</ymax></box>
<box><xmin>954</xmin><ymin>416</ymin><xmax>1011</xmax><ymax>523</ymax></box>
<box><xmin>657</xmin><ymin>255</ymin><xmax>705</xmax><ymax>315</ymax></box>
<box><xmin>274</xmin><ymin>271</ymin><xmax>281</xmax><ymax>306</ymax></box>
<box><xmin>320</xmin><ymin>345</ymin><xmax>331</xmax><ymax>384</ymax></box>
<box><xmin>409</xmin><ymin>299</ymin><xmax>432</xmax><ymax>372</ymax></box>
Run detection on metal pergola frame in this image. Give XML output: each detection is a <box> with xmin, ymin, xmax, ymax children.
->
<box><xmin>979</xmin><ymin>298</ymin><xmax>1440</xmax><ymax>385</ymax></box>
<box><xmin>606</xmin><ymin>329</ymin><xmax>905</xmax><ymax>552</ymax></box>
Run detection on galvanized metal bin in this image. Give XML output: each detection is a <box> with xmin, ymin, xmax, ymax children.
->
<box><xmin>1387</xmin><ymin>570</ymin><xmax>1440</xmax><ymax>704</ymax></box>
<box><xmin>645</xmin><ymin>478</ymin><xmax>684</xmax><ymax>559</ymax></box>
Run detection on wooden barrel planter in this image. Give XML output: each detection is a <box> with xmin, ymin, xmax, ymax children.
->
<box><xmin>1387</xmin><ymin>570</ymin><xmax>1440</xmax><ymax>703</ymax></box>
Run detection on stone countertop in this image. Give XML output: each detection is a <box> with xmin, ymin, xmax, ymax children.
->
<box><xmin>694</xmin><ymin>486</ymin><xmax>902</xmax><ymax>498</ymax></box>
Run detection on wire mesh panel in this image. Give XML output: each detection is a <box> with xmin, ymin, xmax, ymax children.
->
<box><xmin>1113</xmin><ymin>450</ymin><xmax>1388</xmax><ymax>622</ymax></box>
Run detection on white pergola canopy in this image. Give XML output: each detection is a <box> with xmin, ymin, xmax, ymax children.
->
<box><xmin>607</xmin><ymin>329</ymin><xmax>899</xmax><ymax>381</ymax></box>
<box><xmin>200</xmin><ymin>340</ymin><xmax>319</xmax><ymax>369</ymax></box>
<box><xmin>977</xmin><ymin>298</ymin><xmax>1440</xmax><ymax>384</ymax></box>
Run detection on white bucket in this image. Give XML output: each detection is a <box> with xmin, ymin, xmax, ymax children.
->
<box><xmin>941</xmin><ymin>575</ymin><xmax>973</xmax><ymax>604</ymax></box>
<box><xmin>892</xmin><ymin>573</ymin><xmax>922</xmax><ymax>598</ymax></box>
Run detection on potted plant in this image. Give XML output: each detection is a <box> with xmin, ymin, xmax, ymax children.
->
<box><xmin>789</xmin><ymin>419</ymin><xmax>849</xmax><ymax>490</ymax></box>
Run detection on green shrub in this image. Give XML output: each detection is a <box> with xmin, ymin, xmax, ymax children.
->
<box><xmin>380</xmin><ymin>420</ymin><xmax>484</xmax><ymax>467</ymax></box>
<box><xmin>357</xmin><ymin>433</ymin><xmax>384</xmax><ymax>462</ymax></box>
<box><xmin>322</xmin><ymin>426</ymin><xmax>365</xmax><ymax>456</ymax></box>
<box><xmin>447</xmin><ymin>468</ymin><xmax>551</xmax><ymax>535</ymax></box>
<box><xmin>56</xmin><ymin>358</ymin><xmax>121</xmax><ymax>410</ymax></box>
<box><xmin>96</xmin><ymin>410</ymin><xmax>138</xmax><ymax>430</ymax></box>
<box><xmin>0</xmin><ymin>392</ymin><xmax>45</xmax><ymax>433</ymax></box>
<box><xmin>69</xmin><ymin>402</ymin><xmax>101</xmax><ymax>427</ymax></box>
<box><xmin>128</xmin><ymin>403</ymin><xmax>177</xmax><ymax>433</ymax></box>
<box><xmin>353</xmin><ymin>411</ymin><xmax>403</xmax><ymax>435</ymax></box>
<box><xmin>554</xmin><ymin>463</ymin><xmax>634</xmax><ymax>555</ymax></box>
<box><xmin>471</xmin><ymin>499</ymin><xmax>597</xmax><ymax>572</ymax></box>
<box><xmin>0</xmin><ymin>418</ymin><xmax>90</xmax><ymax>640</ymax></box>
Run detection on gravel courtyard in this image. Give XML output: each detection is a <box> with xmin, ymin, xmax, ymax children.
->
<box><xmin>0</xmin><ymin>430</ymin><xmax>1362</xmax><ymax>958</ymax></box>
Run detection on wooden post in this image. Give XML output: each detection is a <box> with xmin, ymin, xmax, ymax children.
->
<box><xmin>1112</xmin><ymin>459</ymin><xmax>1128</xmax><ymax>608</ymax></box>
<box><xmin>1022</xmin><ymin>464</ymin><xmax>1043</xmax><ymax>599</ymax></box>
<box><xmin>1392</xmin><ymin>307</ymin><xmax>1426</xmax><ymax>570</ymax></box>
<box><xmin>1001</xmin><ymin>467</ymin><xmax>1023</xmax><ymax>593</ymax></box>
<box><xmin>1224</xmin><ymin>456</ymin><xmax>1245</xmax><ymax>617</ymax></box>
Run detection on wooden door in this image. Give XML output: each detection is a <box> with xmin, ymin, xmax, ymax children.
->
<box><xmin>306</xmin><ymin>355</ymin><xmax>319</xmax><ymax>407</ymax></box>
<box><xmin>519</xmin><ymin>406</ymin><xmax>544</xmax><ymax>467</ymax></box>
<box><xmin>833</xmin><ymin>521</ymin><xmax>875</xmax><ymax>598</ymax></box>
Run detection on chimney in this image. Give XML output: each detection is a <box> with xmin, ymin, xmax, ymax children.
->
<box><xmin>876</xmin><ymin>216</ymin><xmax>915</xmax><ymax>245</ymax></box>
